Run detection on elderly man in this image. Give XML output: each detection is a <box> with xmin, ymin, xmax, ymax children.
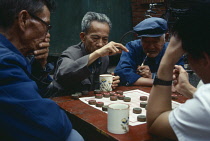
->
<box><xmin>114</xmin><ymin>17</ymin><xmax>184</xmax><ymax>86</ymax></box>
<box><xmin>53</xmin><ymin>12</ymin><xmax>128</xmax><ymax>95</ymax></box>
<box><xmin>28</xmin><ymin>32</ymin><xmax>54</xmax><ymax>97</ymax></box>
<box><xmin>0</xmin><ymin>0</ymin><xmax>83</xmax><ymax>140</ymax></box>
<box><xmin>147</xmin><ymin>1</ymin><xmax>210</xmax><ymax>140</ymax></box>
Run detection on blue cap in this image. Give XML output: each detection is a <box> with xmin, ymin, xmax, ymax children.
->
<box><xmin>133</xmin><ymin>17</ymin><xmax>168</xmax><ymax>37</ymax></box>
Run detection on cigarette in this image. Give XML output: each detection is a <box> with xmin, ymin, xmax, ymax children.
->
<box><xmin>141</xmin><ymin>53</ymin><xmax>149</xmax><ymax>66</ymax></box>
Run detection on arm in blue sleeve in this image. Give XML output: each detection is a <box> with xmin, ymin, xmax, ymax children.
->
<box><xmin>0</xmin><ymin>55</ymin><xmax>72</xmax><ymax>141</ymax></box>
<box><xmin>114</xmin><ymin>40</ymin><xmax>143</xmax><ymax>85</ymax></box>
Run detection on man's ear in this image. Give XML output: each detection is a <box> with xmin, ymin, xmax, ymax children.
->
<box><xmin>165</xmin><ymin>32</ymin><xmax>169</xmax><ymax>42</ymax></box>
<box><xmin>80</xmin><ymin>32</ymin><xmax>85</xmax><ymax>42</ymax></box>
<box><xmin>203</xmin><ymin>52</ymin><xmax>210</xmax><ymax>68</ymax></box>
<box><xmin>17</xmin><ymin>10</ymin><xmax>30</xmax><ymax>32</ymax></box>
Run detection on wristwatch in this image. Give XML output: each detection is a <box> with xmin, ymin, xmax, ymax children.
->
<box><xmin>153</xmin><ymin>76</ymin><xmax>172</xmax><ymax>86</ymax></box>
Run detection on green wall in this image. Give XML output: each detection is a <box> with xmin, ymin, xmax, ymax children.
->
<box><xmin>49</xmin><ymin>0</ymin><xmax>133</xmax><ymax>56</ymax></box>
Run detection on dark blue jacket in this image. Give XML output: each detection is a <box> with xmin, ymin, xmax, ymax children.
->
<box><xmin>27</xmin><ymin>55</ymin><xmax>54</xmax><ymax>98</ymax></box>
<box><xmin>0</xmin><ymin>34</ymin><xmax>72</xmax><ymax>141</ymax></box>
<box><xmin>114</xmin><ymin>39</ymin><xmax>184</xmax><ymax>86</ymax></box>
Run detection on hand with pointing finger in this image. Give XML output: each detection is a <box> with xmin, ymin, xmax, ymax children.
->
<box><xmin>95</xmin><ymin>41</ymin><xmax>129</xmax><ymax>57</ymax></box>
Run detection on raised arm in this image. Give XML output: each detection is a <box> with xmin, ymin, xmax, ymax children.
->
<box><xmin>147</xmin><ymin>36</ymin><xmax>185</xmax><ymax>140</ymax></box>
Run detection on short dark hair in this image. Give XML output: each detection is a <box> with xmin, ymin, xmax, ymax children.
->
<box><xmin>172</xmin><ymin>1</ymin><xmax>210</xmax><ymax>59</ymax></box>
<box><xmin>0</xmin><ymin>0</ymin><xmax>56</xmax><ymax>29</ymax></box>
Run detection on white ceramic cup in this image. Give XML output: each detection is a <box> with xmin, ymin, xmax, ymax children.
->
<box><xmin>99</xmin><ymin>74</ymin><xmax>113</xmax><ymax>92</ymax></box>
<box><xmin>107</xmin><ymin>103</ymin><xmax>130</xmax><ymax>134</ymax></box>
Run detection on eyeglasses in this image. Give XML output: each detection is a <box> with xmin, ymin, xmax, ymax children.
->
<box><xmin>29</xmin><ymin>13</ymin><xmax>52</xmax><ymax>31</ymax></box>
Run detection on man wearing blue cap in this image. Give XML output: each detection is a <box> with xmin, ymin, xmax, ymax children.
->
<box><xmin>114</xmin><ymin>17</ymin><xmax>184</xmax><ymax>86</ymax></box>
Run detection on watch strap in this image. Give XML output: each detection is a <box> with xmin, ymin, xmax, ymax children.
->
<box><xmin>153</xmin><ymin>76</ymin><xmax>172</xmax><ymax>86</ymax></box>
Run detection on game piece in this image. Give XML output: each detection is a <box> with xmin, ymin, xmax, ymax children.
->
<box><xmin>102</xmin><ymin>105</ymin><xmax>108</xmax><ymax>111</ymax></box>
<box><xmin>71</xmin><ymin>94</ymin><xmax>80</xmax><ymax>100</ymax></box>
<box><xmin>124</xmin><ymin>97</ymin><xmax>131</xmax><ymax>102</ymax></box>
<box><xmin>95</xmin><ymin>94</ymin><xmax>103</xmax><ymax>99</ymax></box>
<box><xmin>133</xmin><ymin>107</ymin><xmax>142</xmax><ymax>114</ymax></box>
<box><xmin>96</xmin><ymin>102</ymin><xmax>104</xmax><ymax>107</ymax></box>
<box><xmin>81</xmin><ymin>90</ymin><xmax>89</xmax><ymax>95</ymax></box>
<box><xmin>140</xmin><ymin>96</ymin><xmax>147</xmax><ymax>101</ymax></box>
<box><xmin>140</xmin><ymin>102</ymin><xmax>147</xmax><ymax>108</ymax></box>
<box><xmin>118</xmin><ymin>95</ymin><xmax>125</xmax><ymax>100</ymax></box>
<box><xmin>94</xmin><ymin>89</ymin><xmax>102</xmax><ymax>94</ymax></box>
<box><xmin>109</xmin><ymin>91</ymin><xmax>116</xmax><ymax>96</ymax></box>
<box><xmin>103</xmin><ymin>92</ymin><xmax>110</xmax><ymax>98</ymax></box>
<box><xmin>88</xmin><ymin>100</ymin><xmax>96</xmax><ymax>105</ymax></box>
<box><xmin>137</xmin><ymin>115</ymin><xmax>146</xmax><ymax>122</ymax></box>
<box><xmin>110</xmin><ymin>96</ymin><xmax>117</xmax><ymax>101</ymax></box>
<box><xmin>75</xmin><ymin>92</ymin><xmax>82</xmax><ymax>96</ymax></box>
<box><xmin>116</xmin><ymin>90</ymin><xmax>124</xmax><ymax>95</ymax></box>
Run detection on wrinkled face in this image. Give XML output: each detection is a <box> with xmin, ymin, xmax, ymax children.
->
<box><xmin>20</xmin><ymin>6</ymin><xmax>51</xmax><ymax>56</ymax></box>
<box><xmin>81</xmin><ymin>21</ymin><xmax>110</xmax><ymax>54</ymax></box>
<box><xmin>141</xmin><ymin>36</ymin><xmax>165</xmax><ymax>58</ymax></box>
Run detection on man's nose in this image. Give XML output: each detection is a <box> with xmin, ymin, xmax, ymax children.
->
<box><xmin>96</xmin><ymin>39</ymin><xmax>104</xmax><ymax>47</ymax></box>
<box><xmin>46</xmin><ymin>32</ymin><xmax>50</xmax><ymax>36</ymax></box>
<box><xmin>149</xmin><ymin>43</ymin><xmax>155</xmax><ymax>49</ymax></box>
<box><xmin>46</xmin><ymin>30</ymin><xmax>50</xmax><ymax>36</ymax></box>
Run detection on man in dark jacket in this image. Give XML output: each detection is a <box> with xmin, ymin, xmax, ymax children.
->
<box><xmin>0</xmin><ymin>0</ymin><xmax>83</xmax><ymax>140</ymax></box>
<box><xmin>53</xmin><ymin>12</ymin><xmax>128</xmax><ymax>95</ymax></box>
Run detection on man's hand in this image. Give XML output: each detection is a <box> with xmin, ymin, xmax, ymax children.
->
<box><xmin>88</xmin><ymin>41</ymin><xmax>129</xmax><ymax>66</ymax></box>
<box><xmin>136</xmin><ymin>65</ymin><xmax>152</xmax><ymax>78</ymax></box>
<box><xmin>95</xmin><ymin>41</ymin><xmax>129</xmax><ymax>57</ymax></box>
<box><xmin>111</xmin><ymin>72</ymin><xmax>120</xmax><ymax>90</ymax></box>
<box><xmin>34</xmin><ymin>33</ymin><xmax>50</xmax><ymax>68</ymax></box>
<box><xmin>172</xmin><ymin>65</ymin><xmax>195</xmax><ymax>98</ymax></box>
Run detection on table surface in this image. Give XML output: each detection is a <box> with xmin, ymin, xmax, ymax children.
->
<box><xmin>51</xmin><ymin>86</ymin><xmax>188</xmax><ymax>141</ymax></box>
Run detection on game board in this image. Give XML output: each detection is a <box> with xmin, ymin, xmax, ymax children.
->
<box><xmin>79</xmin><ymin>89</ymin><xmax>181</xmax><ymax>126</ymax></box>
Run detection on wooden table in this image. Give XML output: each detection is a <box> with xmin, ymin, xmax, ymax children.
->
<box><xmin>51</xmin><ymin>86</ymin><xmax>188</xmax><ymax>141</ymax></box>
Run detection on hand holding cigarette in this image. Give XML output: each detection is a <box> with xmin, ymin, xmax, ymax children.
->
<box><xmin>136</xmin><ymin>65</ymin><xmax>152</xmax><ymax>78</ymax></box>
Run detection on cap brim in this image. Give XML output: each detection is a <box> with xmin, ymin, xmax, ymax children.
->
<box><xmin>138</xmin><ymin>33</ymin><xmax>164</xmax><ymax>37</ymax></box>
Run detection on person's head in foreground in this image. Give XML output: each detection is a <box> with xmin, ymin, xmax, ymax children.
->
<box><xmin>147</xmin><ymin>1</ymin><xmax>210</xmax><ymax>140</ymax></box>
<box><xmin>133</xmin><ymin>17</ymin><xmax>167</xmax><ymax>58</ymax></box>
<box><xmin>172</xmin><ymin>2</ymin><xmax>210</xmax><ymax>82</ymax></box>
<box><xmin>80</xmin><ymin>11</ymin><xmax>112</xmax><ymax>54</ymax></box>
<box><xmin>0</xmin><ymin>0</ymin><xmax>55</xmax><ymax>56</ymax></box>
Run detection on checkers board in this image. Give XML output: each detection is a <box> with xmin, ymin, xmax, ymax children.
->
<box><xmin>79</xmin><ymin>89</ymin><xmax>181</xmax><ymax>126</ymax></box>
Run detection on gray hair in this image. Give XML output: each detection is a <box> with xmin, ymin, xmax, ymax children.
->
<box><xmin>81</xmin><ymin>11</ymin><xmax>112</xmax><ymax>33</ymax></box>
<box><xmin>161</xmin><ymin>34</ymin><xmax>165</xmax><ymax>42</ymax></box>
